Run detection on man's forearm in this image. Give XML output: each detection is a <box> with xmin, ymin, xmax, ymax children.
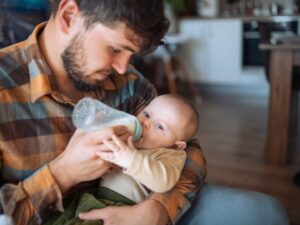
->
<box><xmin>48</xmin><ymin>156</ymin><xmax>75</xmax><ymax>194</ymax></box>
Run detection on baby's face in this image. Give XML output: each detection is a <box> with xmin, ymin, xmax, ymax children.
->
<box><xmin>134</xmin><ymin>96</ymin><xmax>190</xmax><ymax>149</ymax></box>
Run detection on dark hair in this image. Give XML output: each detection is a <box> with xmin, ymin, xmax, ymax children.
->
<box><xmin>49</xmin><ymin>0</ymin><xmax>169</xmax><ymax>53</ymax></box>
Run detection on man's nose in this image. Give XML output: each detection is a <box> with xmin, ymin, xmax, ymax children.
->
<box><xmin>112</xmin><ymin>55</ymin><xmax>130</xmax><ymax>75</ymax></box>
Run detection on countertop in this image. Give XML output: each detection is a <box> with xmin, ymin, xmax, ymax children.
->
<box><xmin>180</xmin><ymin>15</ymin><xmax>300</xmax><ymax>23</ymax></box>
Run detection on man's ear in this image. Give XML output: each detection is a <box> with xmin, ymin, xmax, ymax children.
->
<box><xmin>56</xmin><ymin>0</ymin><xmax>81</xmax><ymax>34</ymax></box>
<box><xmin>174</xmin><ymin>141</ymin><xmax>187</xmax><ymax>150</ymax></box>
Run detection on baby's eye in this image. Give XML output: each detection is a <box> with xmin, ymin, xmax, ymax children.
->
<box><xmin>143</xmin><ymin>111</ymin><xmax>150</xmax><ymax>118</ymax></box>
<box><xmin>155</xmin><ymin>122</ymin><xmax>164</xmax><ymax>131</ymax></box>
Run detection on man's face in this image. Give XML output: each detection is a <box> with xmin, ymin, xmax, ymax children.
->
<box><xmin>61</xmin><ymin>22</ymin><xmax>141</xmax><ymax>91</ymax></box>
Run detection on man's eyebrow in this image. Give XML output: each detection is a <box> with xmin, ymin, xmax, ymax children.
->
<box><xmin>119</xmin><ymin>44</ymin><xmax>137</xmax><ymax>54</ymax></box>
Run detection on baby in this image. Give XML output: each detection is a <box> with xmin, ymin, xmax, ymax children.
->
<box><xmin>98</xmin><ymin>94</ymin><xmax>199</xmax><ymax>202</ymax></box>
<box><xmin>44</xmin><ymin>94</ymin><xmax>199</xmax><ymax>224</ymax></box>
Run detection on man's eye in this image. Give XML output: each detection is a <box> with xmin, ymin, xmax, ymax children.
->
<box><xmin>110</xmin><ymin>47</ymin><xmax>120</xmax><ymax>53</ymax></box>
<box><xmin>143</xmin><ymin>111</ymin><xmax>150</xmax><ymax>118</ymax></box>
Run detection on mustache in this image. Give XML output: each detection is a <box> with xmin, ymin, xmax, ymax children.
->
<box><xmin>97</xmin><ymin>68</ymin><xmax>116</xmax><ymax>76</ymax></box>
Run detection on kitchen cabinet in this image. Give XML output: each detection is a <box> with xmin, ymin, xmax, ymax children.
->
<box><xmin>179</xmin><ymin>18</ymin><xmax>266</xmax><ymax>85</ymax></box>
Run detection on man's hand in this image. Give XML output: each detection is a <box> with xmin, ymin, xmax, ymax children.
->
<box><xmin>96</xmin><ymin>135</ymin><xmax>137</xmax><ymax>169</ymax></box>
<box><xmin>78</xmin><ymin>199</ymin><xmax>169</xmax><ymax>225</ymax></box>
<box><xmin>49</xmin><ymin>126</ymin><xmax>130</xmax><ymax>193</ymax></box>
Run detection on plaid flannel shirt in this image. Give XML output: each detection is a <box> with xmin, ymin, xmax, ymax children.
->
<box><xmin>0</xmin><ymin>23</ymin><xmax>206</xmax><ymax>225</ymax></box>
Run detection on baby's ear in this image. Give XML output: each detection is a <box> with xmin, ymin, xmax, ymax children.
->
<box><xmin>174</xmin><ymin>141</ymin><xmax>187</xmax><ymax>150</ymax></box>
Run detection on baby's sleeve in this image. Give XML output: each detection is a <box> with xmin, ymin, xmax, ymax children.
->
<box><xmin>124</xmin><ymin>148</ymin><xmax>186</xmax><ymax>193</ymax></box>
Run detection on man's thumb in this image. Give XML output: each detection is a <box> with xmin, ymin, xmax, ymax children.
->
<box><xmin>79</xmin><ymin>209</ymin><xmax>106</xmax><ymax>220</ymax></box>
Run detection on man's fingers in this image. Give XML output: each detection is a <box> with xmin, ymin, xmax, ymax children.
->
<box><xmin>96</xmin><ymin>143</ymin><xmax>111</xmax><ymax>152</ymax></box>
<box><xmin>79</xmin><ymin>209</ymin><xmax>106</xmax><ymax>220</ymax></box>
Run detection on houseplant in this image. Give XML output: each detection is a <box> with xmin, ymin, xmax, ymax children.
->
<box><xmin>164</xmin><ymin>0</ymin><xmax>185</xmax><ymax>33</ymax></box>
<box><xmin>164</xmin><ymin>0</ymin><xmax>184</xmax><ymax>13</ymax></box>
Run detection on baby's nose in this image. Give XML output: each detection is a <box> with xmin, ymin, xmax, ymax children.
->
<box><xmin>142</xmin><ymin>119</ymin><xmax>151</xmax><ymax>129</ymax></box>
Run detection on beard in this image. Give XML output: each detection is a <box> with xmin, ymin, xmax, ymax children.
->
<box><xmin>61</xmin><ymin>35</ymin><xmax>113</xmax><ymax>92</ymax></box>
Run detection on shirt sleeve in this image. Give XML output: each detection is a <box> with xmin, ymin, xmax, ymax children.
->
<box><xmin>0</xmin><ymin>165</ymin><xmax>63</xmax><ymax>225</ymax></box>
<box><xmin>124</xmin><ymin>149</ymin><xmax>187</xmax><ymax>193</ymax></box>
<box><xmin>122</xmin><ymin>66</ymin><xmax>157</xmax><ymax>115</ymax></box>
<box><xmin>149</xmin><ymin>140</ymin><xmax>207</xmax><ymax>225</ymax></box>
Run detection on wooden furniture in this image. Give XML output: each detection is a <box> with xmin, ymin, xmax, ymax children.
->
<box><xmin>260</xmin><ymin>38</ymin><xmax>300</xmax><ymax>165</ymax></box>
<box><xmin>147</xmin><ymin>34</ymin><xmax>200</xmax><ymax>102</ymax></box>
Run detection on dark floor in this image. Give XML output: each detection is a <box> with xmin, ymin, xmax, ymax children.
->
<box><xmin>189</xmin><ymin>83</ymin><xmax>300</xmax><ymax>225</ymax></box>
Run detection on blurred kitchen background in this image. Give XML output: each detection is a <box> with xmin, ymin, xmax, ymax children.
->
<box><xmin>0</xmin><ymin>0</ymin><xmax>300</xmax><ymax>224</ymax></box>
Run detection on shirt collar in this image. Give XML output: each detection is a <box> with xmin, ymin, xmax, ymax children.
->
<box><xmin>26</xmin><ymin>22</ymin><xmax>55</xmax><ymax>103</ymax></box>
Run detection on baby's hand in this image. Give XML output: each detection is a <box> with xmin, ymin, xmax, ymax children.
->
<box><xmin>96</xmin><ymin>135</ymin><xmax>137</xmax><ymax>169</ymax></box>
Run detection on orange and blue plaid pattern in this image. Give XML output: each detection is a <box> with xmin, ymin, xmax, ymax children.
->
<box><xmin>0</xmin><ymin>23</ymin><xmax>206</xmax><ymax>225</ymax></box>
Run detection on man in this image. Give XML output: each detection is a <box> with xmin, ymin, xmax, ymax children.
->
<box><xmin>0</xmin><ymin>0</ymin><xmax>206</xmax><ymax>224</ymax></box>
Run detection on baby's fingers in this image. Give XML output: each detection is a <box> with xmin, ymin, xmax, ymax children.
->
<box><xmin>127</xmin><ymin>136</ymin><xmax>135</xmax><ymax>149</ymax></box>
<box><xmin>111</xmin><ymin>135</ymin><xmax>127</xmax><ymax>149</ymax></box>
<box><xmin>103</xmin><ymin>139</ymin><xmax>120</xmax><ymax>152</ymax></box>
<box><xmin>96</xmin><ymin>151</ymin><xmax>115</xmax><ymax>163</ymax></box>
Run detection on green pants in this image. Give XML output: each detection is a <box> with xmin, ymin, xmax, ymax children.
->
<box><xmin>43</xmin><ymin>187</ymin><xmax>135</xmax><ymax>225</ymax></box>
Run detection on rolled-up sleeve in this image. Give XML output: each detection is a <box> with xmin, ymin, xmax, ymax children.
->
<box><xmin>0</xmin><ymin>165</ymin><xmax>63</xmax><ymax>225</ymax></box>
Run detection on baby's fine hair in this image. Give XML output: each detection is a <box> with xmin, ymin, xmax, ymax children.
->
<box><xmin>160</xmin><ymin>94</ymin><xmax>200</xmax><ymax>140</ymax></box>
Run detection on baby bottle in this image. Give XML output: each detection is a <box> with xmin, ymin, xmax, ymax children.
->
<box><xmin>72</xmin><ymin>97</ymin><xmax>142</xmax><ymax>141</ymax></box>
